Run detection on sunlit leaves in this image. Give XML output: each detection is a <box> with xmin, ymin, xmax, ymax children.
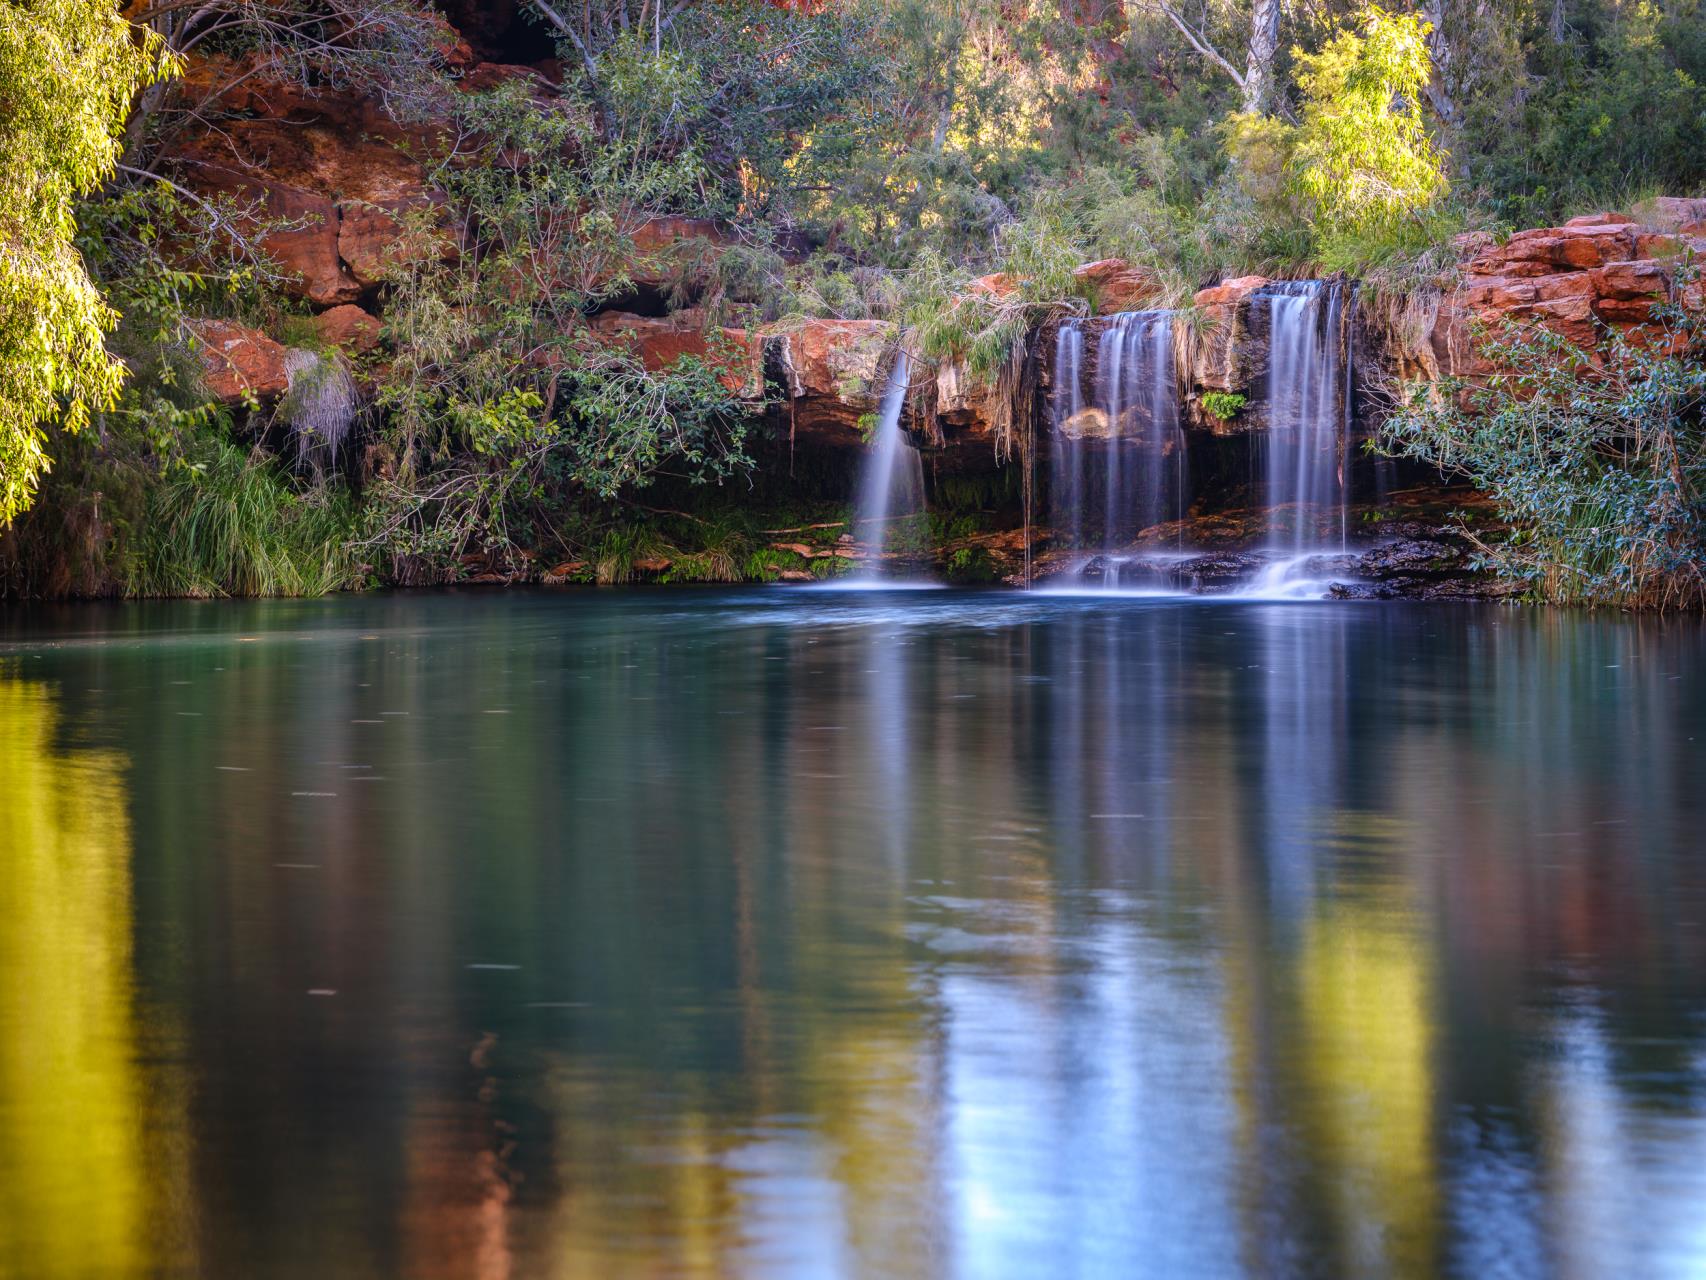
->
<box><xmin>0</xmin><ymin>0</ymin><xmax>179</xmax><ymax>524</ymax></box>
<box><xmin>1285</xmin><ymin>7</ymin><xmax>1448</xmax><ymax>235</ymax></box>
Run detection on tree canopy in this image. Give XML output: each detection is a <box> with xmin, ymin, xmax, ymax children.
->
<box><xmin>0</xmin><ymin>0</ymin><xmax>177</xmax><ymax>525</ymax></box>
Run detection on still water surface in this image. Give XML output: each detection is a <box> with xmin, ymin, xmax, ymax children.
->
<box><xmin>1</xmin><ymin>590</ymin><xmax>1704</xmax><ymax>1279</ymax></box>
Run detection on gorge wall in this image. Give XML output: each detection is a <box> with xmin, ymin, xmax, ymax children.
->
<box><xmin>164</xmin><ymin>28</ymin><xmax>1705</xmax><ymax>588</ymax></box>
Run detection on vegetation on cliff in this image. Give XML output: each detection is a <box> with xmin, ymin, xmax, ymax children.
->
<box><xmin>0</xmin><ymin>0</ymin><xmax>1702</xmax><ymax>601</ymax></box>
<box><xmin>1387</xmin><ymin>268</ymin><xmax>1705</xmax><ymax>609</ymax></box>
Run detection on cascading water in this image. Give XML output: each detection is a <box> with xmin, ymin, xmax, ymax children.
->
<box><xmin>1246</xmin><ymin>281</ymin><xmax>1354</xmax><ymax>598</ymax></box>
<box><xmin>850</xmin><ymin>352</ymin><xmax>927</xmax><ymax>582</ymax></box>
<box><xmin>1050</xmin><ymin>311</ymin><xmax>1188</xmax><ymax>590</ymax></box>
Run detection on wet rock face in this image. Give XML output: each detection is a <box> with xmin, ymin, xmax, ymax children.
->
<box><xmin>1185</xmin><ymin>276</ymin><xmax>1271</xmax><ymax>418</ymax></box>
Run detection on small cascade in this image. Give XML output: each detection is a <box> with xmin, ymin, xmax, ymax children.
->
<box><xmin>850</xmin><ymin>352</ymin><xmax>927</xmax><ymax>581</ymax></box>
<box><xmin>1050</xmin><ymin>311</ymin><xmax>1189</xmax><ymax>589</ymax></box>
<box><xmin>1251</xmin><ymin>281</ymin><xmax>1355</xmax><ymax>597</ymax></box>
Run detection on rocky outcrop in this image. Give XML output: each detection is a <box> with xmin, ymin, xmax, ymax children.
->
<box><xmin>165</xmin><ymin>54</ymin><xmax>472</xmax><ymax>306</ymax></box>
<box><xmin>168</xmin><ymin>54</ymin><xmax>722</xmax><ymax>311</ymax></box>
<box><xmin>593</xmin><ymin>313</ymin><xmax>910</xmax><ymax>451</ymax></box>
<box><xmin>1415</xmin><ymin>209</ymin><xmax>1705</xmax><ymax>381</ymax></box>
<box><xmin>1185</xmin><ymin>275</ymin><xmax>1271</xmax><ymax>423</ymax></box>
<box><xmin>311</xmin><ymin>305</ymin><xmax>384</xmax><ymax>355</ymax></box>
<box><xmin>163</xmin><ymin>27</ymin><xmax>1703</xmax><ymax>482</ymax></box>
<box><xmin>762</xmin><ymin>319</ymin><xmax>890</xmax><ymax>447</ymax></box>
<box><xmin>1073</xmin><ymin>259</ymin><xmax>1162</xmax><ymax>314</ymax></box>
<box><xmin>590</xmin><ymin>311</ymin><xmax>763</xmax><ymax>396</ymax></box>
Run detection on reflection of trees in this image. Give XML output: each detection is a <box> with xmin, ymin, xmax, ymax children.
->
<box><xmin>0</xmin><ymin>675</ymin><xmax>178</xmax><ymax>1274</ymax></box>
<box><xmin>1291</xmin><ymin>898</ymin><xmax>1439</xmax><ymax>1276</ymax></box>
<box><xmin>9</xmin><ymin>596</ymin><xmax>1704</xmax><ymax>1275</ymax></box>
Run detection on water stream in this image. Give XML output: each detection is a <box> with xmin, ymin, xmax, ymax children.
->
<box><xmin>1246</xmin><ymin>280</ymin><xmax>1354</xmax><ymax>598</ymax></box>
<box><xmin>1050</xmin><ymin>312</ymin><xmax>1188</xmax><ymax>589</ymax></box>
<box><xmin>850</xmin><ymin>352</ymin><xmax>926</xmax><ymax>582</ymax></box>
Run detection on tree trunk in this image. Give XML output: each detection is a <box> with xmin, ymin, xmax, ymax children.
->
<box><xmin>1243</xmin><ymin>0</ymin><xmax>1281</xmax><ymax>114</ymax></box>
<box><xmin>1420</xmin><ymin>0</ymin><xmax>1461</xmax><ymax>129</ymax></box>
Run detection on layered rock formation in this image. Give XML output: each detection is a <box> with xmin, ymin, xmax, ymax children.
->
<box><xmin>1414</xmin><ymin>200</ymin><xmax>1706</xmax><ymax>381</ymax></box>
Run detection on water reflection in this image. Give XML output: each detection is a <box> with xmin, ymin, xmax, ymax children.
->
<box><xmin>0</xmin><ymin>673</ymin><xmax>177</xmax><ymax>1274</ymax></box>
<box><xmin>1</xmin><ymin>595</ymin><xmax>1704</xmax><ymax>1278</ymax></box>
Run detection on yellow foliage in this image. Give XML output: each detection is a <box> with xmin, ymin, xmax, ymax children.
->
<box><xmin>0</xmin><ymin>1</ymin><xmax>179</xmax><ymax>524</ymax></box>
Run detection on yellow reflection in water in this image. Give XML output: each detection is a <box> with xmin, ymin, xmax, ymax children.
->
<box><xmin>1295</xmin><ymin>893</ymin><xmax>1439</xmax><ymax>1276</ymax></box>
<box><xmin>0</xmin><ymin>674</ymin><xmax>148</xmax><ymax>1275</ymax></box>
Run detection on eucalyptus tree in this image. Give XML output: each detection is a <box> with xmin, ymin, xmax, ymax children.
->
<box><xmin>0</xmin><ymin>0</ymin><xmax>177</xmax><ymax>525</ymax></box>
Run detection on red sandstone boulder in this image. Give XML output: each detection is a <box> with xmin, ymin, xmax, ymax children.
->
<box><xmin>167</xmin><ymin>50</ymin><xmax>456</xmax><ymax>307</ymax></box>
<box><xmin>312</xmin><ymin>305</ymin><xmax>384</xmax><ymax>355</ymax></box>
<box><xmin>1193</xmin><ymin>276</ymin><xmax>1269</xmax><ymax>308</ymax></box>
<box><xmin>967</xmin><ymin>272</ymin><xmax>1020</xmax><ymax>301</ymax></box>
<box><xmin>186</xmin><ymin>319</ymin><xmax>290</xmax><ymax>403</ymax></box>
<box><xmin>1418</xmin><ymin>207</ymin><xmax>1704</xmax><ymax>380</ymax></box>
<box><xmin>1073</xmin><ymin>259</ymin><xmax>1162</xmax><ymax>314</ymax></box>
<box><xmin>173</xmin><ymin>113</ymin><xmax>433</xmax><ymax>305</ymax></box>
<box><xmin>770</xmin><ymin>318</ymin><xmax>887</xmax><ymax>399</ymax></box>
<box><xmin>1564</xmin><ymin>211</ymin><xmax>1635</xmax><ymax>228</ymax></box>
<box><xmin>1594</xmin><ymin>259</ymin><xmax>1671</xmax><ymax>301</ymax></box>
<box><xmin>1632</xmin><ymin>196</ymin><xmax>1706</xmax><ymax>236</ymax></box>
<box><xmin>764</xmin><ymin>318</ymin><xmax>890</xmax><ymax>446</ymax></box>
<box><xmin>1187</xmin><ymin>277</ymin><xmax>1272</xmax><ymax>404</ymax></box>
<box><xmin>590</xmin><ymin>311</ymin><xmax>762</xmax><ymax>395</ymax></box>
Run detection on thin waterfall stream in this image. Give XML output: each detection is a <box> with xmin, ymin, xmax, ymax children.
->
<box><xmin>1244</xmin><ymin>280</ymin><xmax>1354</xmax><ymax>597</ymax></box>
<box><xmin>849</xmin><ymin>352</ymin><xmax>928</xmax><ymax>583</ymax></box>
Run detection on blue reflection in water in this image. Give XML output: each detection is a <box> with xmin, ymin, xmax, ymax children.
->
<box><xmin>0</xmin><ymin>590</ymin><xmax>1703</xmax><ymax>1279</ymax></box>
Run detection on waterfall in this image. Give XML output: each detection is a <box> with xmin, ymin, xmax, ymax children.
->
<box><xmin>1245</xmin><ymin>281</ymin><xmax>1354</xmax><ymax>597</ymax></box>
<box><xmin>1261</xmin><ymin>281</ymin><xmax>1352</xmax><ymax>557</ymax></box>
<box><xmin>1050</xmin><ymin>311</ymin><xmax>1188</xmax><ymax>588</ymax></box>
<box><xmin>851</xmin><ymin>352</ymin><xmax>926</xmax><ymax>580</ymax></box>
<box><xmin>1051</xmin><ymin>322</ymin><xmax>1087</xmax><ymax>550</ymax></box>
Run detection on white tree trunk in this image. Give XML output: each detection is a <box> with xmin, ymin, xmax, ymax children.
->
<box><xmin>1243</xmin><ymin>0</ymin><xmax>1281</xmax><ymax>114</ymax></box>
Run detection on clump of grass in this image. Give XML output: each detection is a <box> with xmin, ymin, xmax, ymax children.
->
<box><xmin>129</xmin><ymin>443</ymin><xmax>360</xmax><ymax>597</ymax></box>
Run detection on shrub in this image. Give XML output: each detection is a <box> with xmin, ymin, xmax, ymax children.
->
<box><xmin>1383</xmin><ymin>270</ymin><xmax>1706</xmax><ymax>609</ymax></box>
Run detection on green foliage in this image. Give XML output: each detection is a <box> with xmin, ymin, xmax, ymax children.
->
<box><xmin>591</xmin><ymin>3</ymin><xmax>885</xmax><ymax>223</ymax></box>
<box><xmin>127</xmin><ymin>442</ymin><xmax>360</xmax><ymax>598</ymax></box>
<box><xmin>367</xmin><ymin>82</ymin><xmax>756</xmax><ymax>577</ymax></box>
<box><xmin>1465</xmin><ymin>0</ymin><xmax>1706</xmax><ymax>225</ymax></box>
<box><xmin>0</xmin><ymin>0</ymin><xmax>178</xmax><ymax>524</ymax></box>
<box><xmin>1201</xmin><ymin>391</ymin><xmax>1248</xmax><ymax>421</ymax></box>
<box><xmin>1383</xmin><ymin>270</ymin><xmax>1706</xmax><ymax>609</ymax></box>
<box><xmin>944</xmin><ymin>544</ymin><xmax>998</xmax><ymax>581</ymax></box>
<box><xmin>1285</xmin><ymin>8</ymin><xmax>1449</xmax><ymax>237</ymax></box>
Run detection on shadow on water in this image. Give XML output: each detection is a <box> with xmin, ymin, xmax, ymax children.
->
<box><xmin>2</xmin><ymin>590</ymin><xmax>1705</xmax><ymax>1278</ymax></box>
